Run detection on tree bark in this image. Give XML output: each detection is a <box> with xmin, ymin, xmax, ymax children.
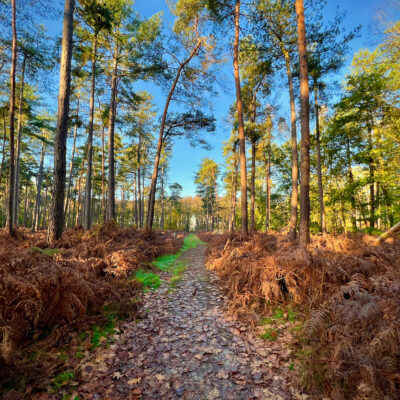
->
<box><xmin>281</xmin><ymin>48</ymin><xmax>299</xmax><ymax>240</ymax></box>
<box><xmin>345</xmin><ymin>134</ymin><xmax>357</xmax><ymax>230</ymax></box>
<box><xmin>250</xmin><ymin>140</ymin><xmax>256</xmax><ymax>230</ymax></box>
<box><xmin>368</xmin><ymin>126</ymin><xmax>375</xmax><ymax>229</ymax></box>
<box><xmin>47</xmin><ymin>0</ymin><xmax>75</xmax><ymax>242</ymax></box>
<box><xmin>137</xmin><ymin>132</ymin><xmax>142</xmax><ymax>228</ymax></box>
<box><xmin>23</xmin><ymin>182</ymin><xmax>28</xmax><ymax>227</ymax></box>
<box><xmin>133</xmin><ymin>170</ymin><xmax>138</xmax><ymax>227</ymax></box>
<box><xmin>377</xmin><ymin>220</ymin><xmax>400</xmax><ymax>243</ymax></box>
<box><xmin>106</xmin><ymin>42</ymin><xmax>118</xmax><ymax>221</ymax></box>
<box><xmin>228</xmin><ymin>157</ymin><xmax>238</xmax><ymax>234</ymax></box>
<box><xmin>64</xmin><ymin>98</ymin><xmax>79</xmax><ymax>221</ymax></box>
<box><xmin>33</xmin><ymin>141</ymin><xmax>45</xmax><ymax>231</ymax></box>
<box><xmin>233</xmin><ymin>0</ymin><xmax>248</xmax><ymax>235</ymax></box>
<box><xmin>7</xmin><ymin>0</ymin><xmax>17</xmax><ymax>236</ymax></box>
<box><xmin>84</xmin><ymin>34</ymin><xmax>98</xmax><ymax>230</ymax></box>
<box><xmin>160</xmin><ymin>163</ymin><xmax>165</xmax><ymax>230</ymax></box>
<box><xmin>314</xmin><ymin>82</ymin><xmax>326</xmax><ymax>235</ymax></box>
<box><xmin>0</xmin><ymin>108</ymin><xmax>7</xmax><ymax>190</ymax></box>
<box><xmin>146</xmin><ymin>39</ymin><xmax>201</xmax><ymax>229</ymax></box>
<box><xmin>13</xmin><ymin>55</ymin><xmax>26</xmax><ymax>225</ymax></box>
<box><xmin>295</xmin><ymin>0</ymin><xmax>311</xmax><ymax>245</ymax></box>
<box><xmin>265</xmin><ymin>127</ymin><xmax>272</xmax><ymax>232</ymax></box>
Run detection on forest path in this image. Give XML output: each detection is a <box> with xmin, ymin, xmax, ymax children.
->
<box><xmin>78</xmin><ymin>243</ymin><xmax>299</xmax><ymax>400</ymax></box>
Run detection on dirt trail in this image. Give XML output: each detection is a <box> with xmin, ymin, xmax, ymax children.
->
<box><xmin>78</xmin><ymin>244</ymin><xmax>301</xmax><ymax>399</ymax></box>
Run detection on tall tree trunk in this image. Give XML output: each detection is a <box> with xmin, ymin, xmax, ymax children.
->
<box><xmin>265</xmin><ymin>128</ymin><xmax>272</xmax><ymax>232</ymax></box>
<box><xmin>7</xmin><ymin>0</ymin><xmax>17</xmax><ymax>236</ymax></box>
<box><xmin>101</xmin><ymin>124</ymin><xmax>106</xmax><ymax>222</ymax></box>
<box><xmin>121</xmin><ymin>186</ymin><xmax>125</xmax><ymax>227</ymax></box>
<box><xmin>250</xmin><ymin>140</ymin><xmax>256</xmax><ymax>230</ymax></box>
<box><xmin>33</xmin><ymin>142</ymin><xmax>45</xmax><ymax>231</ymax></box>
<box><xmin>137</xmin><ymin>133</ymin><xmax>142</xmax><ymax>228</ymax></box>
<box><xmin>346</xmin><ymin>134</ymin><xmax>357</xmax><ymax>230</ymax></box>
<box><xmin>23</xmin><ymin>182</ymin><xmax>28</xmax><ymax>227</ymax></box>
<box><xmin>368</xmin><ymin>126</ymin><xmax>375</xmax><ymax>229</ymax></box>
<box><xmin>295</xmin><ymin>0</ymin><xmax>311</xmax><ymax>245</ymax></box>
<box><xmin>228</xmin><ymin>158</ymin><xmax>238</xmax><ymax>234</ymax></box>
<box><xmin>133</xmin><ymin>170</ymin><xmax>138</xmax><ymax>227</ymax></box>
<box><xmin>107</xmin><ymin>42</ymin><xmax>118</xmax><ymax>221</ymax></box>
<box><xmin>250</xmin><ymin>93</ymin><xmax>257</xmax><ymax>230</ymax></box>
<box><xmin>47</xmin><ymin>0</ymin><xmax>75</xmax><ymax>242</ymax></box>
<box><xmin>233</xmin><ymin>0</ymin><xmax>248</xmax><ymax>235</ymax></box>
<box><xmin>41</xmin><ymin>186</ymin><xmax>48</xmax><ymax>229</ymax></box>
<box><xmin>282</xmin><ymin>48</ymin><xmax>299</xmax><ymax>240</ymax></box>
<box><xmin>314</xmin><ymin>82</ymin><xmax>326</xmax><ymax>235</ymax></box>
<box><xmin>146</xmin><ymin>39</ymin><xmax>201</xmax><ymax>229</ymax></box>
<box><xmin>0</xmin><ymin>108</ymin><xmax>7</xmax><ymax>190</ymax></box>
<box><xmin>160</xmin><ymin>164</ymin><xmax>165</xmax><ymax>230</ymax></box>
<box><xmin>64</xmin><ymin>98</ymin><xmax>79</xmax><ymax>219</ymax></box>
<box><xmin>84</xmin><ymin>33</ymin><xmax>97</xmax><ymax>231</ymax></box>
<box><xmin>13</xmin><ymin>55</ymin><xmax>26</xmax><ymax>225</ymax></box>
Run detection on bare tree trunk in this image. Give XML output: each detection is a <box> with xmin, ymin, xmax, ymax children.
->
<box><xmin>23</xmin><ymin>182</ymin><xmax>28</xmax><ymax>227</ymax></box>
<box><xmin>7</xmin><ymin>0</ymin><xmax>17</xmax><ymax>236</ymax></box>
<box><xmin>107</xmin><ymin>42</ymin><xmax>118</xmax><ymax>221</ymax></box>
<box><xmin>314</xmin><ymin>82</ymin><xmax>326</xmax><ymax>235</ymax></box>
<box><xmin>345</xmin><ymin>135</ymin><xmax>357</xmax><ymax>230</ymax></box>
<box><xmin>233</xmin><ymin>0</ymin><xmax>248</xmax><ymax>235</ymax></box>
<box><xmin>133</xmin><ymin>170</ymin><xmax>138</xmax><ymax>227</ymax></box>
<box><xmin>228</xmin><ymin>158</ymin><xmax>238</xmax><ymax>233</ymax></box>
<box><xmin>250</xmin><ymin>140</ymin><xmax>256</xmax><ymax>230</ymax></box>
<box><xmin>146</xmin><ymin>39</ymin><xmax>201</xmax><ymax>229</ymax></box>
<box><xmin>41</xmin><ymin>186</ymin><xmax>48</xmax><ymax>229</ymax></box>
<box><xmin>47</xmin><ymin>0</ymin><xmax>75</xmax><ymax>242</ymax></box>
<box><xmin>137</xmin><ymin>133</ymin><xmax>142</xmax><ymax>228</ymax></box>
<box><xmin>13</xmin><ymin>55</ymin><xmax>26</xmax><ymax>226</ymax></box>
<box><xmin>368</xmin><ymin>126</ymin><xmax>375</xmax><ymax>229</ymax></box>
<box><xmin>33</xmin><ymin>141</ymin><xmax>45</xmax><ymax>231</ymax></box>
<box><xmin>282</xmin><ymin>49</ymin><xmax>299</xmax><ymax>240</ymax></box>
<box><xmin>101</xmin><ymin>124</ymin><xmax>106</xmax><ymax>222</ymax></box>
<box><xmin>265</xmin><ymin>129</ymin><xmax>272</xmax><ymax>232</ymax></box>
<box><xmin>160</xmin><ymin>164</ymin><xmax>165</xmax><ymax>230</ymax></box>
<box><xmin>84</xmin><ymin>33</ymin><xmax>97</xmax><ymax>231</ymax></box>
<box><xmin>64</xmin><ymin>98</ymin><xmax>79</xmax><ymax>220</ymax></box>
<box><xmin>295</xmin><ymin>0</ymin><xmax>311</xmax><ymax>245</ymax></box>
<box><xmin>0</xmin><ymin>108</ymin><xmax>7</xmax><ymax>189</ymax></box>
<box><xmin>121</xmin><ymin>186</ymin><xmax>125</xmax><ymax>227</ymax></box>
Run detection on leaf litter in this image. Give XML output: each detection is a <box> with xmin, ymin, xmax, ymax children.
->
<box><xmin>77</xmin><ymin>241</ymin><xmax>303</xmax><ymax>400</ymax></box>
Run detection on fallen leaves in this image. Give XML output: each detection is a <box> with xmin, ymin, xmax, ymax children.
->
<box><xmin>75</xmin><ymin>244</ymin><xmax>297</xmax><ymax>399</ymax></box>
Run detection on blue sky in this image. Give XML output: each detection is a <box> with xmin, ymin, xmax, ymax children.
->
<box><xmin>132</xmin><ymin>0</ymin><xmax>395</xmax><ymax>196</ymax></box>
<box><xmin>42</xmin><ymin>0</ymin><xmax>397</xmax><ymax>197</ymax></box>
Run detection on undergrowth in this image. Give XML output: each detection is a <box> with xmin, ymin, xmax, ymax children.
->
<box><xmin>199</xmin><ymin>231</ymin><xmax>400</xmax><ymax>400</ymax></box>
<box><xmin>0</xmin><ymin>223</ymin><xmax>184</xmax><ymax>396</ymax></box>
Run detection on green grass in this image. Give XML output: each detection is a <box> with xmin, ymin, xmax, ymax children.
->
<box><xmin>134</xmin><ymin>269</ymin><xmax>161</xmax><ymax>290</ymax></box>
<box><xmin>31</xmin><ymin>246</ymin><xmax>60</xmax><ymax>256</ymax></box>
<box><xmin>260</xmin><ymin>328</ymin><xmax>279</xmax><ymax>341</ymax></box>
<box><xmin>90</xmin><ymin>307</ymin><xmax>118</xmax><ymax>350</ymax></box>
<box><xmin>152</xmin><ymin>234</ymin><xmax>204</xmax><ymax>272</ymax></box>
<box><xmin>259</xmin><ymin>307</ymin><xmax>298</xmax><ymax>326</ymax></box>
<box><xmin>152</xmin><ymin>253</ymin><xmax>180</xmax><ymax>271</ymax></box>
<box><xmin>53</xmin><ymin>371</ymin><xmax>74</xmax><ymax>390</ymax></box>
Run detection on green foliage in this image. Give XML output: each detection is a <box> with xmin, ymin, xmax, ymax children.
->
<box><xmin>260</xmin><ymin>328</ymin><xmax>279</xmax><ymax>341</ymax></box>
<box><xmin>53</xmin><ymin>371</ymin><xmax>74</xmax><ymax>390</ymax></box>
<box><xmin>30</xmin><ymin>246</ymin><xmax>60</xmax><ymax>256</ymax></box>
<box><xmin>134</xmin><ymin>269</ymin><xmax>161</xmax><ymax>290</ymax></box>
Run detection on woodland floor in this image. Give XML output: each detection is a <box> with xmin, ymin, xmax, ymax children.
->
<box><xmin>75</xmin><ymin>243</ymin><xmax>304</xmax><ymax>400</ymax></box>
